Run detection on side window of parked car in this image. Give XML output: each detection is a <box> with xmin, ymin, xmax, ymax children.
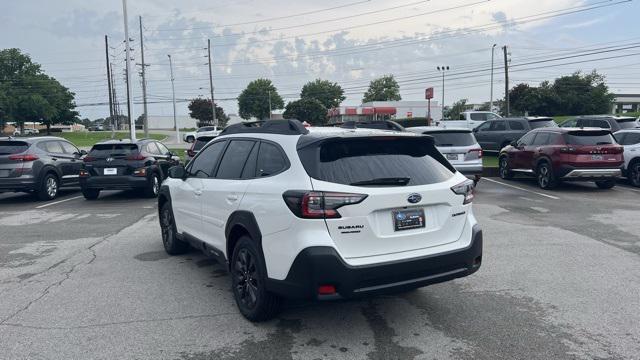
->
<box><xmin>489</xmin><ymin>121</ymin><xmax>506</xmax><ymax>131</ymax></box>
<box><xmin>475</xmin><ymin>122</ymin><xmax>491</xmax><ymax>132</ymax></box>
<box><xmin>517</xmin><ymin>132</ymin><xmax>536</xmax><ymax>147</ymax></box>
<box><xmin>256</xmin><ymin>142</ymin><xmax>288</xmax><ymax>177</ymax></box>
<box><xmin>618</xmin><ymin>133</ymin><xmax>640</xmax><ymax>145</ymax></box>
<box><xmin>145</xmin><ymin>142</ymin><xmax>160</xmax><ymax>155</ymax></box>
<box><xmin>188</xmin><ymin>140</ymin><xmax>227</xmax><ymax>178</ymax></box>
<box><xmin>508</xmin><ymin>121</ymin><xmax>525</xmax><ymax>130</ymax></box>
<box><xmin>562</xmin><ymin>118</ymin><xmax>578</xmax><ymax>127</ymax></box>
<box><xmin>531</xmin><ymin>132</ymin><xmax>551</xmax><ymax>146</ymax></box>
<box><xmin>59</xmin><ymin>141</ymin><xmax>79</xmax><ymax>155</ymax></box>
<box><xmin>156</xmin><ymin>142</ymin><xmax>170</xmax><ymax>155</ymax></box>
<box><xmin>215</xmin><ymin>140</ymin><xmax>256</xmax><ymax>180</ymax></box>
<box><xmin>38</xmin><ymin>140</ymin><xmax>64</xmax><ymax>154</ymax></box>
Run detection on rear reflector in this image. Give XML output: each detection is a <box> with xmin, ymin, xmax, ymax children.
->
<box><xmin>8</xmin><ymin>154</ymin><xmax>39</xmax><ymax>162</ymax></box>
<box><xmin>318</xmin><ymin>285</ymin><xmax>336</xmax><ymax>295</ymax></box>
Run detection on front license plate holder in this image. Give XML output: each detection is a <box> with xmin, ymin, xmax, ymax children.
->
<box><xmin>392</xmin><ymin>208</ymin><xmax>425</xmax><ymax>231</ymax></box>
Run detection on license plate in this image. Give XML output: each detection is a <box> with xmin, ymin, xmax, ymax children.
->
<box><xmin>0</xmin><ymin>169</ymin><xmax>9</xmax><ymax>178</ymax></box>
<box><xmin>392</xmin><ymin>209</ymin><xmax>425</xmax><ymax>231</ymax></box>
<box><xmin>446</xmin><ymin>153</ymin><xmax>460</xmax><ymax>161</ymax></box>
<box><xmin>104</xmin><ymin>168</ymin><xmax>117</xmax><ymax>175</ymax></box>
<box><xmin>591</xmin><ymin>155</ymin><xmax>604</xmax><ymax>161</ymax></box>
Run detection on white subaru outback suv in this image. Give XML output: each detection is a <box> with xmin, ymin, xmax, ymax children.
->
<box><xmin>158</xmin><ymin>120</ymin><xmax>482</xmax><ymax>321</ymax></box>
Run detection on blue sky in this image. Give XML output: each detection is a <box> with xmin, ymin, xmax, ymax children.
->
<box><xmin>1</xmin><ymin>0</ymin><xmax>638</xmax><ymax>119</ymax></box>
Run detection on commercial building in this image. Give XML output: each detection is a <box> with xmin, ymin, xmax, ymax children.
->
<box><xmin>613</xmin><ymin>94</ymin><xmax>640</xmax><ymax>114</ymax></box>
<box><xmin>327</xmin><ymin>100</ymin><xmax>443</xmax><ymax>124</ymax></box>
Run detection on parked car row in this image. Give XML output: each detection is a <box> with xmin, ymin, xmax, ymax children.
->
<box><xmin>0</xmin><ymin>136</ymin><xmax>179</xmax><ymax>201</ymax></box>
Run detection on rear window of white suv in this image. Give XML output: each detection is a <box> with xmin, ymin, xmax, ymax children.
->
<box><xmin>299</xmin><ymin>136</ymin><xmax>455</xmax><ymax>186</ymax></box>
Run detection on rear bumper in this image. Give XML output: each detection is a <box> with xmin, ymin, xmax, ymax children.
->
<box><xmin>558</xmin><ymin>165</ymin><xmax>623</xmax><ymax>180</ymax></box>
<box><xmin>0</xmin><ymin>177</ymin><xmax>37</xmax><ymax>192</ymax></box>
<box><xmin>453</xmin><ymin>163</ymin><xmax>483</xmax><ymax>177</ymax></box>
<box><xmin>266</xmin><ymin>225</ymin><xmax>483</xmax><ymax>300</ymax></box>
<box><xmin>80</xmin><ymin>175</ymin><xmax>149</xmax><ymax>190</ymax></box>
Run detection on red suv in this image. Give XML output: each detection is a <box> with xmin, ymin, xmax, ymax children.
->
<box><xmin>498</xmin><ymin>128</ymin><xmax>624</xmax><ymax>189</ymax></box>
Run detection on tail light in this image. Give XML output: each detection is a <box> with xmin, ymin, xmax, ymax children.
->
<box><xmin>609</xmin><ymin>146</ymin><xmax>624</xmax><ymax>154</ymax></box>
<box><xmin>79</xmin><ymin>169</ymin><xmax>89</xmax><ymax>177</ymax></box>
<box><xmin>466</xmin><ymin>148</ymin><xmax>482</xmax><ymax>160</ymax></box>
<box><xmin>282</xmin><ymin>191</ymin><xmax>367</xmax><ymax>219</ymax></box>
<box><xmin>8</xmin><ymin>154</ymin><xmax>39</xmax><ymax>162</ymax></box>
<box><xmin>187</xmin><ymin>143</ymin><xmax>196</xmax><ymax>157</ymax></box>
<box><xmin>451</xmin><ymin>179</ymin><xmax>475</xmax><ymax>204</ymax></box>
<box><xmin>126</xmin><ymin>153</ymin><xmax>146</xmax><ymax>160</ymax></box>
<box><xmin>83</xmin><ymin>156</ymin><xmax>96</xmax><ymax>162</ymax></box>
<box><xmin>133</xmin><ymin>168</ymin><xmax>147</xmax><ymax>177</ymax></box>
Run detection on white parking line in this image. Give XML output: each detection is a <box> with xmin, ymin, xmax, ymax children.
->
<box><xmin>482</xmin><ymin>178</ymin><xmax>561</xmax><ymax>200</ymax></box>
<box><xmin>35</xmin><ymin>196</ymin><xmax>83</xmax><ymax>209</ymax></box>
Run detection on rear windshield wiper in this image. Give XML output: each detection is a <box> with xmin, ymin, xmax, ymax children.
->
<box><xmin>350</xmin><ymin>177</ymin><xmax>411</xmax><ymax>186</ymax></box>
<box><xmin>437</xmin><ymin>143</ymin><xmax>454</xmax><ymax>147</ymax></box>
<box><xmin>596</xmin><ymin>142</ymin><xmax>612</xmax><ymax>145</ymax></box>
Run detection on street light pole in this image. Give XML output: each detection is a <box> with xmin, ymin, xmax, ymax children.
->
<box><xmin>490</xmin><ymin>44</ymin><xmax>497</xmax><ymax>112</ymax></box>
<box><xmin>167</xmin><ymin>55</ymin><xmax>179</xmax><ymax>144</ymax></box>
<box><xmin>437</xmin><ymin>66</ymin><xmax>449</xmax><ymax>118</ymax></box>
<box><xmin>122</xmin><ymin>0</ymin><xmax>135</xmax><ymax>141</ymax></box>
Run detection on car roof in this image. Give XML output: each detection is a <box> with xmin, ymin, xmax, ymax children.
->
<box><xmin>407</xmin><ymin>126</ymin><xmax>471</xmax><ymax>133</ymax></box>
<box><xmin>97</xmin><ymin>138</ymin><xmax>154</xmax><ymax>145</ymax></box>
<box><xmin>0</xmin><ymin>136</ymin><xmax>64</xmax><ymax>143</ymax></box>
<box><xmin>531</xmin><ymin>127</ymin><xmax>612</xmax><ymax>134</ymax></box>
<box><xmin>614</xmin><ymin>128</ymin><xmax>640</xmax><ymax>133</ymax></box>
<box><xmin>575</xmin><ymin>115</ymin><xmax>636</xmax><ymax>120</ymax></box>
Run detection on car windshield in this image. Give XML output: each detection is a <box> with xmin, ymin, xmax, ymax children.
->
<box><xmin>0</xmin><ymin>141</ymin><xmax>29</xmax><ymax>155</ymax></box>
<box><xmin>425</xmin><ymin>131</ymin><xmax>476</xmax><ymax>147</ymax></box>
<box><xmin>565</xmin><ymin>131</ymin><xmax>616</xmax><ymax>145</ymax></box>
<box><xmin>89</xmin><ymin>144</ymin><xmax>139</xmax><ymax>158</ymax></box>
<box><xmin>529</xmin><ymin>119</ymin><xmax>556</xmax><ymax>129</ymax></box>
<box><xmin>298</xmin><ymin>136</ymin><xmax>455</xmax><ymax>186</ymax></box>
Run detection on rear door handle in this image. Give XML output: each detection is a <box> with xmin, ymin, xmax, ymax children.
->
<box><xmin>226</xmin><ymin>194</ymin><xmax>239</xmax><ymax>202</ymax></box>
<box><xmin>194</xmin><ymin>189</ymin><xmax>202</xmax><ymax>196</ymax></box>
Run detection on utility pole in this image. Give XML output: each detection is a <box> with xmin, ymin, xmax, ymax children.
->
<box><xmin>110</xmin><ymin>62</ymin><xmax>119</xmax><ymax>137</ymax></box>
<box><xmin>490</xmin><ymin>44</ymin><xmax>497</xmax><ymax>112</ymax></box>
<box><xmin>437</xmin><ymin>66</ymin><xmax>449</xmax><ymax>118</ymax></box>
<box><xmin>268</xmin><ymin>91</ymin><xmax>272</xmax><ymax>120</ymax></box>
<box><xmin>139</xmin><ymin>16</ymin><xmax>149</xmax><ymax>138</ymax></box>
<box><xmin>104</xmin><ymin>35</ymin><xmax>114</xmax><ymax>136</ymax></box>
<box><xmin>503</xmin><ymin>45</ymin><xmax>510</xmax><ymax>117</ymax></box>
<box><xmin>207</xmin><ymin>39</ymin><xmax>217</xmax><ymax>128</ymax></box>
<box><xmin>168</xmin><ymin>55</ymin><xmax>179</xmax><ymax>144</ymax></box>
<box><xmin>122</xmin><ymin>0</ymin><xmax>136</xmax><ymax>141</ymax></box>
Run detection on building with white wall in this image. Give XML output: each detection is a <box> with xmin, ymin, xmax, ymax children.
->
<box><xmin>328</xmin><ymin>100</ymin><xmax>442</xmax><ymax>123</ymax></box>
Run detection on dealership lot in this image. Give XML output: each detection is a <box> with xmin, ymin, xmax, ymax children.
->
<box><xmin>0</xmin><ymin>180</ymin><xmax>639</xmax><ymax>360</ymax></box>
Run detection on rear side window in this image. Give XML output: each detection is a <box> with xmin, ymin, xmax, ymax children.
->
<box><xmin>41</xmin><ymin>141</ymin><xmax>64</xmax><ymax>154</ymax></box>
<box><xmin>531</xmin><ymin>132</ymin><xmax>551</xmax><ymax>146</ymax></box>
<box><xmin>299</xmin><ymin>137</ymin><xmax>454</xmax><ymax>186</ymax></box>
<box><xmin>425</xmin><ymin>132</ymin><xmax>476</xmax><ymax>147</ymax></box>
<box><xmin>529</xmin><ymin>120</ymin><xmax>556</xmax><ymax>129</ymax></box>
<box><xmin>565</xmin><ymin>132</ymin><xmax>615</xmax><ymax>145</ymax></box>
<box><xmin>489</xmin><ymin>121</ymin><xmax>506</xmax><ymax>131</ymax></box>
<box><xmin>508</xmin><ymin>121</ymin><xmax>525</xmax><ymax>130</ymax></box>
<box><xmin>517</xmin><ymin>132</ymin><xmax>536</xmax><ymax>146</ymax></box>
<box><xmin>583</xmin><ymin>119</ymin><xmax>610</xmax><ymax>129</ymax></box>
<box><xmin>617</xmin><ymin>119</ymin><xmax>638</xmax><ymax>129</ymax></box>
<box><xmin>188</xmin><ymin>140</ymin><xmax>226</xmax><ymax>178</ymax></box>
<box><xmin>60</xmin><ymin>141</ymin><xmax>79</xmax><ymax>154</ymax></box>
<box><xmin>617</xmin><ymin>133</ymin><xmax>640</xmax><ymax>145</ymax></box>
<box><xmin>216</xmin><ymin>140</ymin><xmax>256</xmax><ymax>179</ymax></box>
<box><xmin>256</xmin><ymin>142</ymin><xmax>288</xmax><ymax>177</ymax></box>
<box><xmin>145</xmin><ymin>142</ymin><xmax>160</xmax><ymax>155</ymax></box>
<box><xmin>0</xmin><ymin>141</ymin><xmax>29</xmax><ymax>155</ymax></box>
<box><xmin>89</xmin><ymin>144</ymin><xmax>139</xmax><ymax>158</ymax></box>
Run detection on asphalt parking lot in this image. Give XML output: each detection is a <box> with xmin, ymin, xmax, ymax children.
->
<box><xmin>0</xmin><ymin>179</ymin><xmax>639</xmax><ymax>360</ymax></box>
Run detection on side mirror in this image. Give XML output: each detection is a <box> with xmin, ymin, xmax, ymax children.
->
<box><xmin>80</xmin><ymin>149</ymin><xmax>88</xmax><ymax>156</ymax></box>
<box><xmin>510</xmin><ymin>141</ymin><xmax>518</xmax><ymax>147</ymax></box>
<box><xmin>472</xmin><ymin>127</ymin><xmax>478</xmax><ymax>133</ymax></box>
<box><xmin>168</xmin><ymin>165</ymin><xmax>186</xmax><ymax>179</ymax></box>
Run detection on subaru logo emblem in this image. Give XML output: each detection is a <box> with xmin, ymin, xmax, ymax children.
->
<box><xmin>407</xmin><ymin>193</ymin><xmax>422</xmax><ymax>204</ymax></box>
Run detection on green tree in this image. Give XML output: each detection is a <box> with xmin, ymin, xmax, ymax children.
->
<box><xmin>283</xmin><ymin>98</ymin><xmax>327</xmax><ymax>125</ymax></box>
<box><xmin>362</xmin><ymin>75</ymin><xmax>401</xmax><ymax>103</ymax></box>
<box><xmin>187</xmin><ymin>98</ymin><xmax>229</xmax><ymax>127</ymax></box>
<box><xmin>300</xmin><ymin>79</ymin><xmax>345</xmax><ymax>109</ymax></box>
<box><xmin>443</xmin><ymin>99</ymin><xmax>469</xmax><ymax>119</ymax></box>
<box><xmin>237</xmin><ymin>79</ymin><xmax>284</xmax><ymax>120</ymax></box>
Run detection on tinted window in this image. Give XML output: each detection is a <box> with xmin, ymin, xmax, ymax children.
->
<box><xmin>470</xmin><ymin>113</ymin><xmax>500</xmax><ymax>121</ymax></box>
<box><xmin>617</xmin><ymin>119</ymin><xmax>638</xmax><ymax>129</ymax></box>
<box><xmin>256</xmin><ymin>142</ymin><xmax>288</xmax><ymax>177</ymax></box>
<box><xmin>561</xmin><ymin>118</ymin><xmax>578</xmax><ymax>127</ymax></box>
<box><xmin>0</xmin><ymin>141</ymin><xmax>29</xmax><ymax>155</ymax></box>
<box><xmin>299</xmin><ymin>137</ymin><xmax>454</xmax><ymax>186</ymax></box>
<box><xmin>188</xmin><ymin>140</ymin><xmax>226</xmax><ymax>178</ymax></box>
<box><xmin>198</xmin><ymin>127</ymin><xmax>216</xmax><ymax>132</ymax></box>
<box><xmin>508</xmin><ymin>121</ymin><xmax>525</xmax><ymax>130</ymax></box>
<box><xmin>565</xmin><ymin>132</ymin><xmax>615</xmax><ymax>145</ymax></box>
<box><xmin>425</xmin><ymin>132</ymin><xmax>476</xmax><ymax>147</ymax></box>
<box><xmin>216</xmin><ymin>140</ymin><xmax>256</xmax><ymax>179</ymax></box>
<box><xmin>60</xmin><ymin>141</ymin><xmax>79</xmax><ymax>154</ymax></box>
<box><xmin>531</xmin><ymin>132</ymin><xmax>551</xmax><ymax>146</ymax></box>
<box><xmin>517</xmin><ymin>132</ymin><xmax>536</xmax><ymax>146</ymax></box>
<box><xmin>89</xmin><ymin>144</ymin><xmax>139</xmax><ymax>158</ymax></box>
<box><xmin>194</xmin><ymin>137</ymin><xmax>215</xmax><ymax>151</ymax></box>
<box><xmin>584</xmin><ymin>119</ymin><xmax>610</xmax><ymax>129</ymax></box>
<box><xmin>475</xmin><ymin>122</ymin><xmax>491</xmax><ymax>132</ymax></box>
<box><xmin>618</xmin><ymin>133</ymin><xmax>640</xmax><ymax>145</ymax></box>
<box><xmin>241</xmin><ymin>142</ymin><xmax>259</xmax><ymax>179</ymax></box>
<box><xmin>529</xmin><ymin>120</ymin><xmax>556</xmax><ymax>129</ymax></box>
<box><xmin>489</xmin><ymin>121</ymin><xmax>506</xmax><ymax>131</ymax></box>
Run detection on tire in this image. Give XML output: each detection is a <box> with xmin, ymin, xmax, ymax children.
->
<box><xmin>536</xmin><ymin>162</ymin><xmax>558</xmax><ymax>190</ymax></box>
<box><xmin>159</xmin><ymin>202</ymin><xmax>189</xmax><ymax>255</ymax></box>
<box><xmin>36</xmin><ymin>173</ymin><xmax>59</xmax><ymax>201</ymax></box>
<box><xmin>143</xmin><ymin>172</ymin><xmax>161</xmax><ymax>198</ymax></box>
<box><xmin>499</xmin><ymin>156</ymin><xmax>514</xmax><ymax>180</ymax></box>
<box><xmin>82</xmin><ymin>188</ymin><xmax>100</xmax><ymax>200</ymax></box>
<box><xmin>595</xmin><ymin>180</ymin><xmax>616</xmax><ymax>189</ymax></box>
<box><xmin>628</xmin><ymin>161</ymin><xmax>640</xmax><ymax>187</ymax></box>
<box><xmin>231</xmin><ymin>236</ymin><xmax>282</xmax><ymax>322</ymax></box>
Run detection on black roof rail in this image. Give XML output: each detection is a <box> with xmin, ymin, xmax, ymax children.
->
<box><xmin>339</xmin><ymin>120</ymin><xmax>405</xmax><ymax>131</ymax></box>
<box><xmin>220</xmin><ymin>119</ymin><xmax>309</xmax><ymax>136</ymax></box>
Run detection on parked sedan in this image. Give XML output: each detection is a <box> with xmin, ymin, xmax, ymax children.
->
<box><xmin>614</xmin><ymin>128</ymin><xmax>640</xmax><ymax>187</ymax></box>
<box><xmin>499</xmin><ymin>128</ymin><xmax>623</xmax><ymax>189</ymax></box>
<box><xmin>407</xmin><ymin>127</ymin><xmax>483</xmax><ymax>183</ymax></box>
<box><xmin>473</xmin><ymin>117</ymin><xmax>557</xmax><ymax>151</ymax></box>
<box><xmin>80</xmin><ymin>139</ymin><xmax>180</xmax><ymax>199</ymax></box>
<box><xmin>559</xmin><ymin>115</ymin><xmax>638</xmax><ymax>132</ymax></box>
<box><xmin>0</xmin><ymin>136</ymin><xmax>85</xmax><ymax>200</ymax></box>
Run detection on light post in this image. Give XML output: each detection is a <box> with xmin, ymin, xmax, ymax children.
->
<box><xmin>437</xmin><ymin>66</ymin><xmax>449</xmax><ymax>118</ymax></box>
<box><xmin>490</xmin><ymin>44</ymin><xmax>497</xmax><ymax>112</ymax></box>
<box><xmin>167</xmin><ymin>54</ymin><xmax>179</xmax><ymax>144</ymax></box>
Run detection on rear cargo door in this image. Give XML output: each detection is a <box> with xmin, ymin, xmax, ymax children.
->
<box><xmin>0</xmin><ymin>141</ymin><xmax>30</xmax><ymax>178</ymax></box>
<box><xmin>85</xmin><ymin>144</ymin><xmax>140</xmax><ymax>176</ymax></box>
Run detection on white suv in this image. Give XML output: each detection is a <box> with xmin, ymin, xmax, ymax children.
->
<box><xmin>614</xmin><ymin>129</ymin><xmax>640</xmax><ymax>187</ymax></box>
<box><xmin>158</xmin><ymin>120</ymin><xmax>482</xmax><ymax>321</ymax></box>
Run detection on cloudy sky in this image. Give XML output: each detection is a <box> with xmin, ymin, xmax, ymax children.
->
<box><xmin>1</xmin><ymin>0</ymin><xmax>639</xmax><ymax>119</ymax></box>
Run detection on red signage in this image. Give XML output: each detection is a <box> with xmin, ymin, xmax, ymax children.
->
<box><xmin>425</xmin><ymin>87</ymin><xmax>434</xmax><ymax>100</ymax></box>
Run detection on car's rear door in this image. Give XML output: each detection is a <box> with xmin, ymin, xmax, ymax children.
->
<box><xmin>299</xmin><ymin>136</ymin><xmax>468</xmax><ymax>261</ymax></box>
<box><xmin>58</xmin><ymin>140</ymin><xmax>82</xmax><ymax>185</ymax></box>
